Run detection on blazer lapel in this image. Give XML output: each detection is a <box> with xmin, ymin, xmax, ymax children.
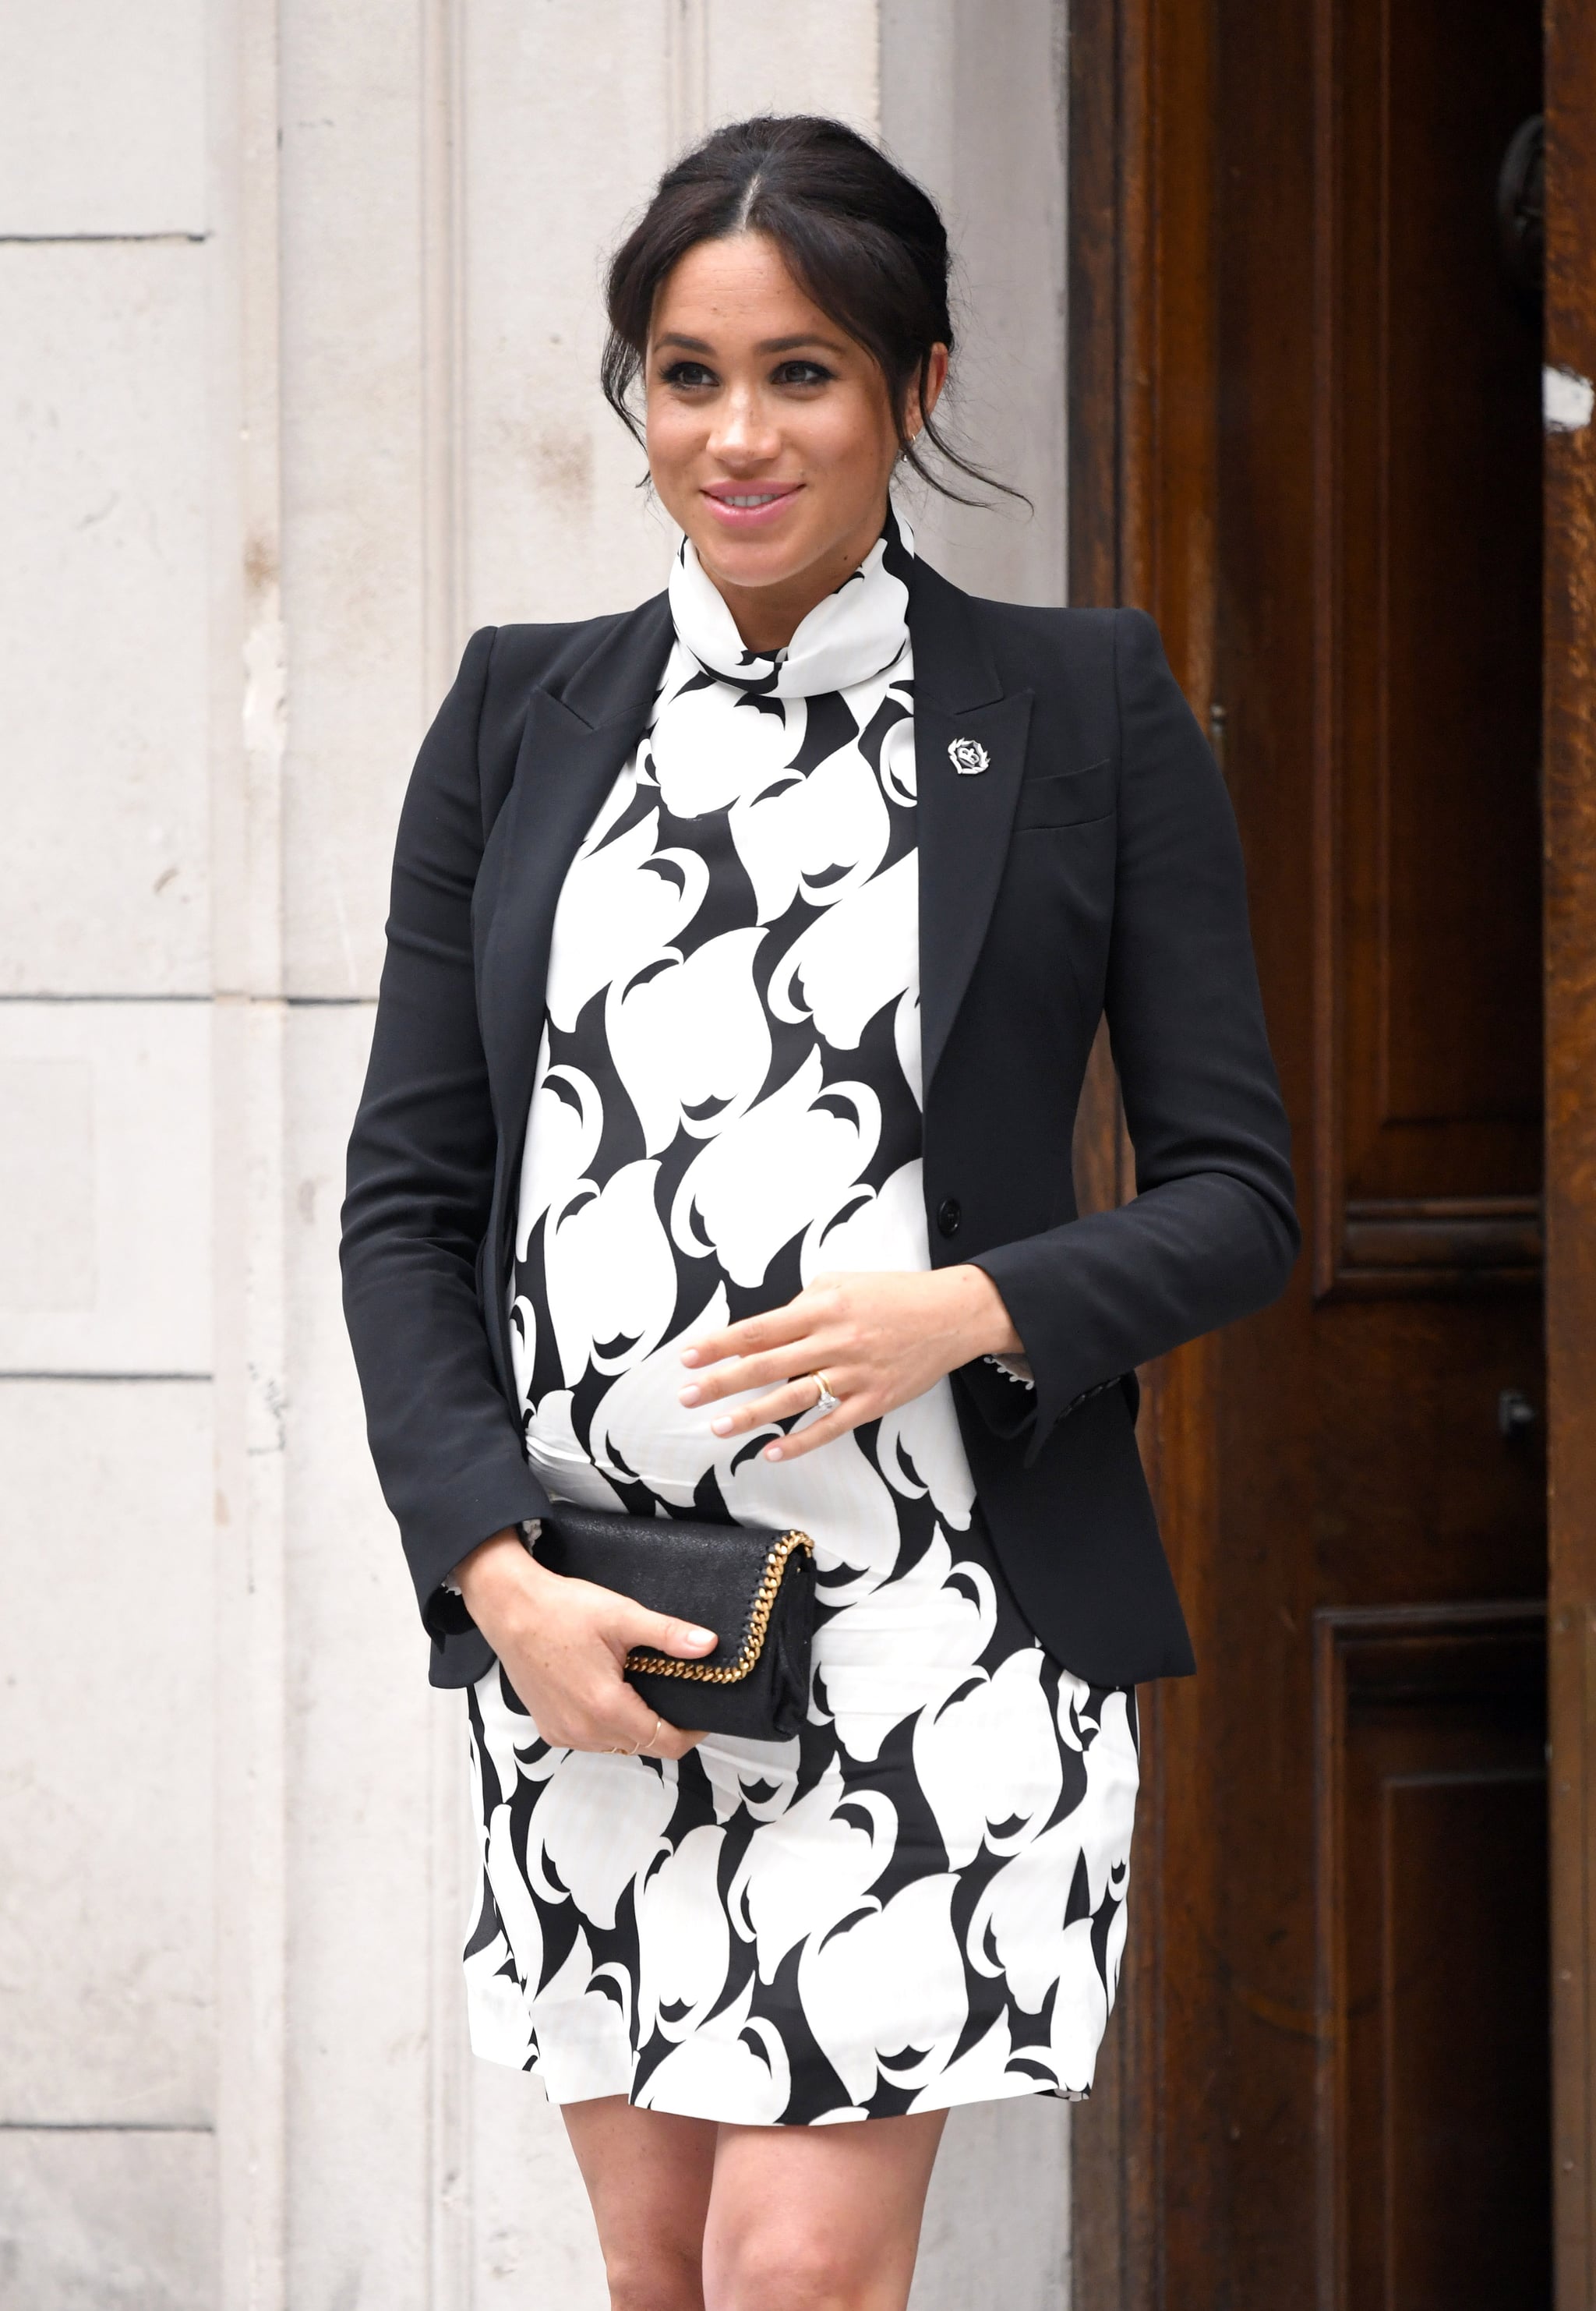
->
<box><xmin>909</xmin><ymin>559</ymin><xmax>1035</xmax><ymax>1094</ymax></box>
<box><xmin>478</xmin><ymin>592</ymin><xmax>674</xmax><ymax>1200</ymax></box>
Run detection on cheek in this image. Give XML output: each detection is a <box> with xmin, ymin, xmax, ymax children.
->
<box><xmin>794</xmin><ymin>401</ymin><xmax>897</xmax><ymax>511</ymax></box>
<box><xmin>644</xmin><ymin>402</ymin><xmax>698</xmax><ymax>504</ymax></box>
<box><xmin>817</xmin><ymin>391</ymin><xmax>891</xmax><ymax>466</ymax></box>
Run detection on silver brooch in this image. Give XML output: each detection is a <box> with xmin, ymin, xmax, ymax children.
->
<box><xmin>948</xmin><ymin>737</ymin><xmax>990</xmax><ymax>775</ymax></box>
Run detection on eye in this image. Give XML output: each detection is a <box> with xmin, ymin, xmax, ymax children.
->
<box><xmin>660</xmin><ymin>359</ymin><xmax>717</xmax><ymax>389</ymax></box>
<box><xmin>772</xmin><ymin>359</ymin><xmax>833</xmax><ymax>387</ymax></box>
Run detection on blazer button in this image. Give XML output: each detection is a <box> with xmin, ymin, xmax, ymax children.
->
<box><xmin>936</xmin><ymin>1197</ymin><xmax>962</xmax><ymax>1240</ymax></box>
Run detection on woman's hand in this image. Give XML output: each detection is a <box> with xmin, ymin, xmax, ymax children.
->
<box><xmin>452</xmin><ymin>1531</ymin><xmax>715</xmax><ymax>1758</ymax></box>
<box><xmin>677</xmin><ymin>1264</ymin><xmax>1024</xmax><ymax>1463</ymax></box>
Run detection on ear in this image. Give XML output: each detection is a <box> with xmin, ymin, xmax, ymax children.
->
<box><xmin>906</xmin><ymin>343</ymin><xmax>952</xmax><ymax>438</ymax></box>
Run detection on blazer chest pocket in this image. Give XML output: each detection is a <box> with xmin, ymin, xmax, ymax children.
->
<box><xmin>1013</xmin><ymin>757</ymin><xmax>1114</xmax><ymax>830</ymax></box>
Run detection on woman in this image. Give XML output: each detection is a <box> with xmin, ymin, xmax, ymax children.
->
<box><xmin>341</xmin><ymin>114</ymin><xmax>1296</xmax><ymax>2311</ymax></box>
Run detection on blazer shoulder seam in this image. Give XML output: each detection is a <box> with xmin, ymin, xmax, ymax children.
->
<box><xmin>483</xmin><ymin>608</ymin><xmax>653</xmax><ymax>712</ymax></box>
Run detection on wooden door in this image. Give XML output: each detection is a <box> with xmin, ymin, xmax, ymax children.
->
<box><xmin>1068</xmin><ymin>0</ymin><xmax>1553</xmax><ymax>2301</ymax></box>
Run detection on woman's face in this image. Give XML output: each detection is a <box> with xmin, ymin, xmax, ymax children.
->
<box><xmin>644</xmin><ymin>231</ymin><xmax>946</xmax><ymax>648</ymax></box>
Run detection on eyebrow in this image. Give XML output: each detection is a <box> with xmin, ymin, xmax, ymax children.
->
<box><xmin>654</xmin><ymin>331</ymin><xmax>849</xmax><ymax>357</ymax></box>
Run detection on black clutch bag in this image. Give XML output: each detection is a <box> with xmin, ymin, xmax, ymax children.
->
<box><xmin>534</xmin><ymin>1505</ymin><xmax>817</xmax><ymax>1740</ymax></box>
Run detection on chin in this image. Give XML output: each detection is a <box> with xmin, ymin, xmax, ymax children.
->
<box><xmin>691</xmin><ymin>530</ymin><xmax>818</xmax><ymax>592</ymax></box>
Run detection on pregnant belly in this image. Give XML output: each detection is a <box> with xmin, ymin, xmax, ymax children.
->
<box><xmin>523</xmin><ymin>1349</ymin><xmax>977</xmax><ymax>1595</ymax></box>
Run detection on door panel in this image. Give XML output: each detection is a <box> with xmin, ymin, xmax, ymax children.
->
<box><xmin>1325</xmin><ymin>0</ymin><xmax>1544</xmax><ymax>1288</ymax></box>
<box><xmin>1319</xmin><ymin>1605</ymin><xmax>1550</xmax><ymax>2306</ymax></box>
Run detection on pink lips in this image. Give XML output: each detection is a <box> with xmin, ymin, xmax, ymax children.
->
<box><xmin>701</xmin><ymin>481</ymin><xmax>803</xmax><ymax>531</ymax></box>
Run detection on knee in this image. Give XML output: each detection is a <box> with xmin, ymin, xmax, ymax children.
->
<box><xmin>604</xmin><ymin>2239</ymin><xmax>704</xmax><ymax>2311</ymax></box>
<box><xmin>706</xmin><ymin>2221</ymin><xmax>868</xmax><ymax>2311</ymax></box>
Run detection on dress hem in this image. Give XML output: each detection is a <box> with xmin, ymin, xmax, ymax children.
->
<box><xmin>464</xmin><ymin>1997</ymin><xmax>1093</xmax><ymax>2123</ymax></box>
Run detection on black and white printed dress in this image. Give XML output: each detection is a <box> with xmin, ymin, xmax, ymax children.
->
<box><xmin>464</xmin><ymin>511</ymin><xmax>1139</xmax><ymax>2125</ymax></box>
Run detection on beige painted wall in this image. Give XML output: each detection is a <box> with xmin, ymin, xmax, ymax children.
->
<box><xmin>0</xmin><ymin>5</ymin><xmax>1069</xmax><ymax>2304</ymax></box>
<box><xmin>881</xmin><ymin>0</ymin><xmax>1069</xmax><ymax>606</ymax></box>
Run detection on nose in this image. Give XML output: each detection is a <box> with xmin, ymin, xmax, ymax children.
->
<box><xmin>706</xmin><ymin>383</ymin><xmax>781</xmax><ymax>468</ymax></box>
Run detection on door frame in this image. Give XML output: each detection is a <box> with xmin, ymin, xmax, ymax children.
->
<box><xmin>1542</xmin><ymin>3</ymin><xmax>1596</xmax><ymax>2299</ymax></box>
<box><xmin>1065</xmin><ymin>1</ymin><xmax>1596</xmax><ymax>2301</ymax></box>
<box><xmin>1066</xmin><ymin>2</ymin><xmax>1223</xmax><ymax>2300</ymax></box>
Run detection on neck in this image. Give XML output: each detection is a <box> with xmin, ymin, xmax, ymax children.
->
<box><xmin>701</xmin><ymin>498</ymin><xmax>891</xmax><ymax>654</ymax></box>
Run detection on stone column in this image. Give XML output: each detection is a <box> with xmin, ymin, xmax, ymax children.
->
<box><xmin>0</xmin><ymin>2</ymin><xmax>221</xmax><ymax>2304</ymax></box>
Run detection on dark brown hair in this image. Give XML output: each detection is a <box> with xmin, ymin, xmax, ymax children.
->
<box><xmin>602</xmin><ymin>114</ymin><xmax>1022</xmax><ymax>508</ymax></box>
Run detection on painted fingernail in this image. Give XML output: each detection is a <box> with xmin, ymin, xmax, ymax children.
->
<box><xmin>710</xmin><ymin>1415</ymin><xmax>734</xmax><ymax>1436</ymax></box>
<box><xmin>679</xmin><ymin>1385</ymin><xmax>702</xmax><ymax>1406</ymax></box>
<box><xmin>680</xmin><ymin>1348</ymin><xmax>701</xmax><ymax>1366</ymax></box>
<box><xmin>764</xmin><ymin>1443</ymin><xmax>783</xmax><ymax>1461</ymax></box>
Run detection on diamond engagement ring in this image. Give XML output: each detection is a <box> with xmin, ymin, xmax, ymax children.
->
<box><xmin>809</xmin><ymin>1370</ymin><xmax>841</xmax><ymax>1415</ymax></box>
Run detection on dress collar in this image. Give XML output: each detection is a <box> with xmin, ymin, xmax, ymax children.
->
<box><xmin>667</xmin><ymin>501</ymin><xmax>916</xmax><ymax>699</ymax></box>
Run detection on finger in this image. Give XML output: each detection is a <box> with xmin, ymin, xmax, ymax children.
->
<box><xmin>552</xmin><ymin>1667</ymin><xmax>694</xmax><ymax>1753</ymax></box>
<box><xmin>495</xmin><ymin>1632</ymin><xmax>708</xmax><ymax>1760</ymax></box>
<box><xmin>701</xmin><ymin>1373</ymin><xmax>839</xmax><ymax>1438</ymax></box>
<box><xmin>582</xmin><ymin>1692</ymin><xmax>701</xmax><ymax>1761</ymax></box>
<box><xmin>639</xmin><ymin>1710</ymin><xmax>704</xmax><ymax>1762</ymax></box>
<box><xmin>602</xmin><ymin>1696</ymin><xmax>701</xmax><ymax>1763</ymax></box>
<box><xmin>680</xmin><ymin>1295</ymin><xmax>820</xmax><ymax>1371</ymax></box>
<box><xmin>759</xmin><ymin>1401</ymin><xmax>876</xmax><ymax>1463</ymax></box>
<box><xmin>680</xmin><ymin>1341</ymin><xmax>832</xmax><ymax>1409</ymax></box>
<box><xmin>616</xmin><ymin>1603</ymin><xmax>719</xmax><ymax>1662</ymax></box>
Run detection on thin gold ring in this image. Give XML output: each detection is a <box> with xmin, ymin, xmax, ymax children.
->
<box><xmin>809</xmin><ymin>1369</ymin><xmax>842</xmax><ymax>1416</ymax></box>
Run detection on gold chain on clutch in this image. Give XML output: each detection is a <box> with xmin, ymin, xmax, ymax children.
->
<box><xmin>624</xmin><ymin>1529</ymin><xmax>814</xmax><ymax>1686</ymax></box>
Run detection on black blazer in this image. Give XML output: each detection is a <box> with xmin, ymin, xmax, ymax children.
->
<box><xmin>340</xmin><ymin>556</ymin><xmax>1298</xmax><ymax>1692</ymax></box>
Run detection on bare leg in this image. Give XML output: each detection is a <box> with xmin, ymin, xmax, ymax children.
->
<box><xmin>561</xmin><ymin>2096</ymin><xmax>719</xmax><ymax>2311</ymax></box>
<box><xmin>703</xmin><ymin>2110</ymin><xmax>949</xmax><ymax>2311</ymax></box>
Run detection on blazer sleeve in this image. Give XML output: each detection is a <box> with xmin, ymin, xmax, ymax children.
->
<box><xmin>339</xmin><ymin>627</ymin><xmax>550</xmax><ymax>1632</ymax></box>
<box><xmin>967</xmin><ymin>606</ymin><xmax>1300</xmax><ymax>1464</ymax></box>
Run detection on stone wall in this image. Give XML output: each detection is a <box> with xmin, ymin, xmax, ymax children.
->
<box><xmin>0</xmin><ymin>5</ymin><xmax>1068</xmax><ymax>2303</ymax></box>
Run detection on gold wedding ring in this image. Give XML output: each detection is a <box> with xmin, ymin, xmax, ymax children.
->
<box><xmin>809</xmin><ymin>1369</ymin><xmax>842</xmax><ymax>1415</ymax></box>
